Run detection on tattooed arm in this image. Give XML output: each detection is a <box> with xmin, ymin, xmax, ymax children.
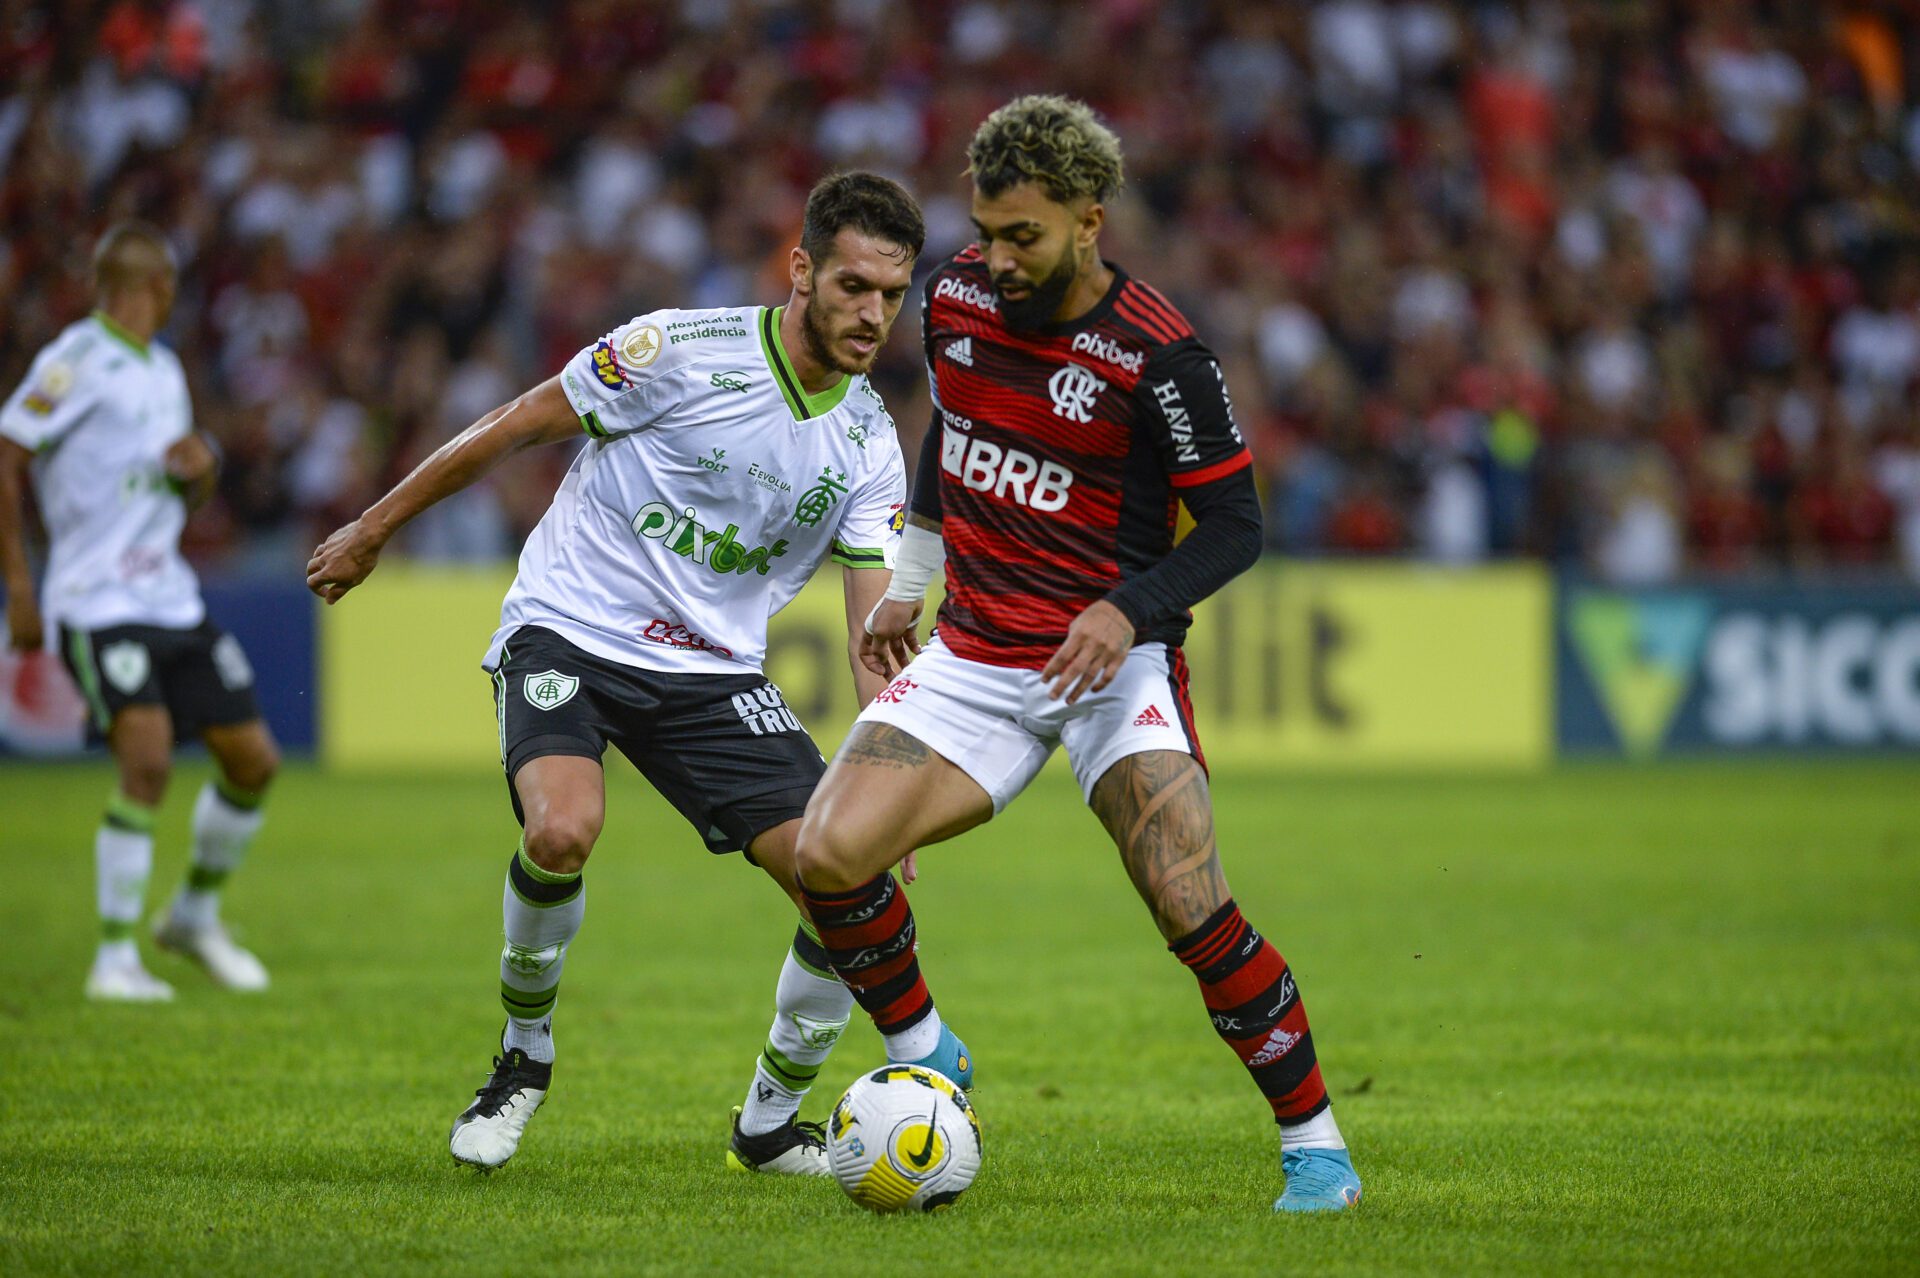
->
<box><xmin>1089</xmin><ymin>750</ymin><xmax>1231</xmax><ymax>941</ymax></box>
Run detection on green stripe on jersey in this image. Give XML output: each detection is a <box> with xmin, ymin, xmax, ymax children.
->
<box><xmin>757</xmin><ymin>307</ymin><xmax>854</xmax><ymax>420</ymax></box>
<box><xmin>581</xmin><ymin>410</ymin><xmax>608</xmax><ymax>439</ymax></box>
<box><xmin>91</xmin><ymin>311</ymin><xmax>151</xmax><ymax>359</ymax></box>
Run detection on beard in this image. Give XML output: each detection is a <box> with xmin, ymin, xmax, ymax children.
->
<box><xmin>799</xmin><ymin>296</ymin><xmax>879</xmax><ymax>376</ymax></box>
<box><xmin>994</xmin><ymin>243</ymin><xmax>1078</xmax><ymax>330</ymax></box>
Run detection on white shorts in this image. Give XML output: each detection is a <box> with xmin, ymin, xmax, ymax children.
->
<box><xmin>854</xmin><ymin>634</ymin><xmax>1205</xmax><ymax>812</ymax></box>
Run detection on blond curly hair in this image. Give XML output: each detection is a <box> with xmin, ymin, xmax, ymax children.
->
<box><xmin>967</xmin><ymin>95</ymin><xmax>1126</xmax><ymax>205</ymax></box>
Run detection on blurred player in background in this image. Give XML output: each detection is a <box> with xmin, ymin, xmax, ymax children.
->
<box><xmin>796</xmin><ymin>98</ymin><xmax>1363</xmax><ymax>1213</ymax></box>
<box><xmin>307</xmin><ymin>173</ymin><xmax>971</xmax><ymax>1174</ymax></box>
<box><xmin>0</xmin><ymin>222</ymin><xmax>278</xmax><ymax>1002</ymax></box>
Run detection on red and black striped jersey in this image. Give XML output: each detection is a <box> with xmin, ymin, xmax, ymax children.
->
<box><xmin>915</xmin><ymin>246</ymin><xmax>1257</xmax><ymax>668</ymax></box>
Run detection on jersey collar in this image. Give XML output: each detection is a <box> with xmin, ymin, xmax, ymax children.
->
<box><xmin>758</xmin><ymin>306</ymin><xmax>853</xmax><ymax>420</ymax></box>
<box><xmin>91</xmin><ymin>311</ymin><xmax>152</xmax><ymax>360</ymax></box>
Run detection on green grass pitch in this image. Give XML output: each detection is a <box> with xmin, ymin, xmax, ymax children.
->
<box><xmin>1</xmin><ymin>759</ymin><xmax>1916</xmax><ymax>1275</ymax></box>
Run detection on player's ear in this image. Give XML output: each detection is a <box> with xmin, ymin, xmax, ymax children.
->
<box><xmin>790</xmin><ymin>247</ymin><xmax>815</xmax><ymax>298</ymax></box>
<box><xmin>1077</xmin><ymin>202</ymin><xmax>1105</xmax><ymax>251</ymax></box>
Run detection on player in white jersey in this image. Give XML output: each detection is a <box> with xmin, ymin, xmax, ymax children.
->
<box><xmin>1</xmin><ymin>223</ymin><xmax>279</xmax><ymax>1002</ymax></box>
<box><xmin>306</xmin><ymin>174</ymin><xmax>970</xmax><ymax>1174</ymax></box>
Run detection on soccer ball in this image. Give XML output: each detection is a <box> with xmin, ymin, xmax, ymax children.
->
<box><xmin>825</xmin><ymin>1064</ymin><xmax>982</xmax><ymax>1213</ymax></box>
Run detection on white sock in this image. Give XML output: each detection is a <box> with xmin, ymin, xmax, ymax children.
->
<box><xmin>171</xmin><ymin>781</ymin><xmax>264</xmax><ymax>930</ymax></box>
<box><xmin>503</xmin><ymin>1015</ymin><xmax>554</xmax><ymax>1065</ymax></box>
<box><xmin>883</xmin><ymin>1005</ymin><xmax>943</xmax><ymax>1065</ymax></box>
<box><xmin>1279</xmin><ymin>1106</ymin><xmax>1346</xmax><ymax>1152</ymax></box>
<box><xmin>499</xmin><ymin>844</ymin><xmax>583</xmax><ymax>1067</ymax></box>
<box><xmin>738</xmin><ymin>937</ymin><xmax>854</xmax><ymax>1136</ymax></box>
<box><xmin>97</xmin><ymin>794</ymin><xmax>155</xmax><ymax>944</ymax></box>
<box><xmin>93</xmin><ymin>938</ymin><xmax>141</xmax><ymax>970</ymax></box>
<box><xmin>739</xmin><ymin>1062</ymin><xmax>804</xmax><ymax>1136</ymax></box>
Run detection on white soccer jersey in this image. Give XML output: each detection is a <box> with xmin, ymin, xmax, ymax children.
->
<box><xmin>0</xmin><ymin>314</ymin><xmax>204</xmax><ymax>631</ymax></box>
<box><xmin>484</xmin><ymin>305</ymin><xmax>907</xmax><ymax>675</ymax></box>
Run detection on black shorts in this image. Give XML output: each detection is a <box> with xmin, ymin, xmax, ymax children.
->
<box><xmin>58</xmin><ymin>618</ymin><xmax>262</xmax><ymax>745</ymax></box>
<box><xmin>489</xmin><ymin>625</ymin><xmax>827</xmax><ymax>855</ymax></box>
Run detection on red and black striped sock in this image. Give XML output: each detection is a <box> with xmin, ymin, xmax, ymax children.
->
<box><xmin>1171</xmin><ymin>899</ymin><xmax>1330</xmax><ymax>1125</ymax></box>
<box><xmin>800</xmin><ymin>874</ymin><xmax>933</xmax><ymax>1035</ymax></box>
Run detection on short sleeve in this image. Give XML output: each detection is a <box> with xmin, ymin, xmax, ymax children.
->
<box><xmin>831</xmin><ymin>442</ymin><xmax>908</xmax><ymax>570</ymax></box>
<box><xmin>0</xmin><ymin>340</ymin><xmax>94</xmax><ymax>453</ymax></box>
<box><xmin>559</xmin><ymin>315</ymin><xmax>681</xmax><ymax>440</ymax></box>
<box><xmin>1136</xmin><ymin>339</ymin><xmax>1253</xmax><ymax>490</ymax></box>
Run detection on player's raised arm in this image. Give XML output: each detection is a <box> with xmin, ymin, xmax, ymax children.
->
<box><xmin>305</xmin><ymin>375</ymin><xmax>580</xmax><ymax>603</ymax></box>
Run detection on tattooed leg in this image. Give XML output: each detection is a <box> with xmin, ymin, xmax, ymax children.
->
<box><xmin>794</xmin><ymin>724</ymin><xmax>994</xmax><ymax>892</ymax></box>
<box><xmin>836</xmin><ymin>722</ymin><xmax>936</xmax><ymax>771</ymax></box>
<box><xmin>1089</xmin><ymin>750</ymin><xmax>1231</xmax><ymax>941</ymax></box>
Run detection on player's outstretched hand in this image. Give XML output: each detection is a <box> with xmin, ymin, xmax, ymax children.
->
<box><xmin>306</xmin><ymin>519</ymin><xmax>385</xmax><ymax>605</ymax></box>
<box><xmin>861</xmin><ymin>597</ymin><xmax>924</xmax><ymax>679</ymax></box>
<box><xmin>1043</xmin><ymin>599</ymin><xmax>1135</xmax><ymax>704</ymax></box>
<box><xmin>5</xmin><ymin>592</ymin><xmax>43</xmax><ymax>652</ymax></box>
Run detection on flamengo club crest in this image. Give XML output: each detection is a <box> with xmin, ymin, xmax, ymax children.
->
<box><xmin>1049</xmin><ymin>363</ymin><xmax>1107</xmax><ymax>423</ymax></box>
<box><xmin>524</xmin><ymin>670</ymin><xmax>580</xmax><ymax>711</ymax></box>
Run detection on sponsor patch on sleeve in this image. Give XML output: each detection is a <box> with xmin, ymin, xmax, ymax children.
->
<box><xmin>619</xmin><ymin>324</ymin><xmax>662</xmax><ymax>367</ymax></box>
<box><xmin>590</xmin><ymin>340</ymin><xmax>628</xmax><ymax>390</ymax></box>
<box><xmin>21</xmin><ymin>361</ymin><xmax>75</xmax><ymax>415</ymax></box>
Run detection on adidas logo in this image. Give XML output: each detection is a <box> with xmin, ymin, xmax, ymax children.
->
<box><xmin>1133</xmin><ymin>705</ymin><xmax>1168</xmax><ymax>727</ymax></box>
<box><xmin>1246</xmin><ymin>1025</ymin><xmax>1302</xmax><ymax>1068</ymax></box>
<box><xmin>946</xmin><ymin>337</ymin><xmax>973</xmax><ymax>366</ymax></box>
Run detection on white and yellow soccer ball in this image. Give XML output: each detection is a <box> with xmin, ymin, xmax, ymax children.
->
<box><xmin>825</xmin><ymin>1064</ymin><xmax>982</xmax><ymax>1213</ymax></box>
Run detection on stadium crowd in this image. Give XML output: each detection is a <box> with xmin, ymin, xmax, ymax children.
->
<box><xmin>4</xmin><ymin>0</ymin><xmax>1920</xmax><ymax>581</ymax></box>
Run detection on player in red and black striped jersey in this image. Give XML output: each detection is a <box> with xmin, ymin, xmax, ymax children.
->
<box><xmin>795</xmin><ymin>96</ymin><xmax>1363</xmax><ymax>1213</ymax></box>
<box><xmin>914</xmin><ymin>241</ymin><xmax>1261</xmax><ymax>671</ymax></box>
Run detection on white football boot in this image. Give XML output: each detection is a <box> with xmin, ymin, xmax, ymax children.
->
<box><xmin>450</xmin><ymin>1048</ymin><xmax>552</xmax><ymax>1170</ymax></box>
<box><xmin>85</xmin><ymin>954</ymin><xmax>175</xmax><ymax>1003</ymax></box>
<box><xmin>153</xmin><ymin>916</ymin><xmax>270</xmax><ymax>991</ymax></box>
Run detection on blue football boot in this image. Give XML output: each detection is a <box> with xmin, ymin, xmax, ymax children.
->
<box><xmin>1274</xmin><ymin>1146</ymin><xmax>1362</xmax><ymax>1213</ymax></box>
<box><xmin>899</xmin><ymin>1023</ymin><xmax>974</xmax><ymax>1091</ymax></box>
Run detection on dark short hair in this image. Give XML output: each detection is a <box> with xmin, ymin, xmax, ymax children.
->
<box><xmin>800</xmin><ymin>172</ymin><xmax>925</xmax><ymax>266</ymax></box>
<box><xmin>968</xmin><ymin>95</ymin><xmax>1126</xmax><ymax>206</ymax></box>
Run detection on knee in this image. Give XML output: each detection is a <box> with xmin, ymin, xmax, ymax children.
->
<box><xmin>225</xmin><ymin>742</ymin><xmax>280</xmax><ymax>795</ymax></box>
<box><xmin>523</xmin><ymin>811</ymin><xmax>599</xmax><ymax>876</ymax></box>
<box><xmin>794</xmin><ymin>808</ymin><xmax>869</xmax><ymax>895</ymax></box>
<box><xmin>119</xmin><ymin>758</ymin><xmax>171</xmax><ymax>807</ymax></box>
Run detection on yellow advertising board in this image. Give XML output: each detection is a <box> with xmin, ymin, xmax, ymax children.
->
<box><xmin>320</xmin><ymin>565</ymin><xmax>515</xmax><ymax>771</ymax></box>
<box><xmin>321</xmin><ymin>561</ymin><xmax>1551</xmax><ymax>771</ymax></box>
<box><xmin>1181</xmin><ymin>562</ymin><xmax>1552</xmax><ymax>768</ymax></box>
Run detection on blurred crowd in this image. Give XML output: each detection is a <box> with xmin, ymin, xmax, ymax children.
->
<box><xmin>5</xmin><ymin>0</ymin><xmax>1920</xmax><ymax>582</ymax></box>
